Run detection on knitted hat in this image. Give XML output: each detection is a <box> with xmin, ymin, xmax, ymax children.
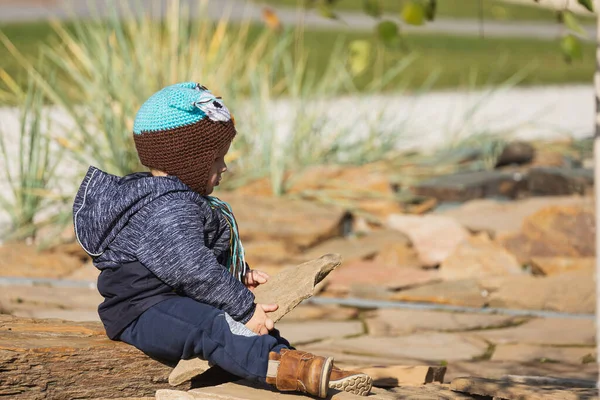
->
<box><xmin>133</xmin><ymin>82</ymin><xmax>236</xmax><ymax>194</ymax></box>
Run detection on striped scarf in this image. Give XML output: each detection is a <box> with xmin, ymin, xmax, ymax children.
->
<box><xmin>205</xmin><ymin>196</ymin><xmax>247</xmax><ymax>282</ymax></box>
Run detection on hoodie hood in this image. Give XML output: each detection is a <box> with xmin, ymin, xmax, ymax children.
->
<box><xmin>73</xmin><ymin>166</ymin><xmax>192</xmax><ymax>257</ymax></box>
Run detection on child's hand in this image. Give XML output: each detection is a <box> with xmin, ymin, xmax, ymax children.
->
<box><xmin>244</xmin><ymin>269</ymin><xmax>270</xmax><ymax>292</ymax></box>
<box><xmin>245</xmin><ymin>303</ymin><xmax>278</xmax><ymax>335</ymax></box>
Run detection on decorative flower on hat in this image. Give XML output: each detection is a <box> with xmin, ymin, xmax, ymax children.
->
<box><xmin>193</xmin><ymin>84</ymin><xmax>231</xmax><ymax>122</ymax></box>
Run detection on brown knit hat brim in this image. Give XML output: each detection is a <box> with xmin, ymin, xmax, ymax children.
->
<box><xmin>134</xmin><ymin>119</ymin><xmax>236</xmax><ymax>194</ymax></box>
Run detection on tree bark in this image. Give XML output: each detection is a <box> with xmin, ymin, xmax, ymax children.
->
<box><xmin>0</xmin><ymin>315</ymin><xmax>182</xmax><ymax>399</ymax></box>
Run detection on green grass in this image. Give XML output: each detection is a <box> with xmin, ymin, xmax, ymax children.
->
<box><xmin>0</xmin><ymin>20</ymin><xmax>595</xmax><ymax>94</ymax></box>
<box><xmin>259</xmin><ymin>0</ymin><xmax>596</xmax><ymax>22</ymax></box>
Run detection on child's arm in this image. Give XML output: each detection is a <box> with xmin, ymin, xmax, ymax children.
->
<box><xmin>135</xmin><ymin>195</ymin><xmax>256</xmax><ymax>323</ymax></box>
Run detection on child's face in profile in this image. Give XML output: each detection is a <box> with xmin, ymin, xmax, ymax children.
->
<box><xmin>206</xmin><ymin>143</ymin><xmax>230</xmax><ymax>195</ymax></box>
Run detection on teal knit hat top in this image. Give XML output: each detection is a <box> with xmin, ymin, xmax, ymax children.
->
<box><xmin>133</xmin><ymin>82</ymin><xmax>236</xmax><ymax>194</ymax></box>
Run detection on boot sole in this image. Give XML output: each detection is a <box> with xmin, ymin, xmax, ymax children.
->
<box><xmin>319</xmin><ymin>357</ymin><xmax>334</xmax><ymax>399</ymax></box>
<box><xmin>329</xmin><ymin>374</ymin><xmax>373</xmax><ymax>396</ymax></box>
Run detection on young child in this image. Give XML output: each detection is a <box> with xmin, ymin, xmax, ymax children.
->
<box><xmin>73</xmin><ymin>82</ymin><xmax>372</xmax><ymax>398</ymax></box>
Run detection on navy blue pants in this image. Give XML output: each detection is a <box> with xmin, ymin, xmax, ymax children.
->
<box><xmin>119</xmin><ymin>297</ymin><xmax>290</xmax><ymax>382</ymax></box>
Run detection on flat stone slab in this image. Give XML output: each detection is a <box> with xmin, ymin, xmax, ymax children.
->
<box><xmin>366</xmin><ymin>309</ymin><xmax>519</xmax><ymax>337</ymax></box>
<box><xmin>279</xmin><ymin>304</ymin><xmax>359</xmax><ymax>322</ymax></box>
<box><xmin>304</xmin><ymin>333</ymin><xmax>489</xmax><ymax>362</ymax></box>
<box><xmin>0</xmin><ymin>285</ymin><xmax>102</xmax><ymax>317</ymax></box>
<box><xmin>482</xmin><ymin>271</ymin><xmax>595</xmax><ymax>314</ymax></box>
<box><xmin>157</xmin><ymin>381</ymin><xmax>475</xmax><ymax>400</ymax></box>
<box><xmin>451</xmin><ymin>376</ymin><xmax>598</xmax><ymax>400</ymax></box>
<box><xmin>391</xmin><ymin>279</ymin><xmax>488</xmax><ymax>308</ymax></box>
<box><xmin>276</xmin><ymin>320</ymin><xmax>364</xmax><ymax>345</ymax></box>
<box><xmin>439</xmin><ymin>233</ymin><xmax>523</xmax><ymax>281</ymax></box>
<box><xmin>446</xmin><ymin>360</ymin><xmax>599</xmax><ymax>383</ymax></box>
<box><xmin>302</xmin><ymin>230</ymin><xmax>410</xmax><ymax>265</ymax></box>
<box><xmin>360</xmin><ymin>365</ymin><xmax>446</xmax><ymax>387</ymax></box>
<box><xmin>492</xmin><ymin>343</ymin><xmax>596</xmax><ymax>364</ymax></box>
<box><xmin>411</xmin><ymin>170</ymin><xmax>527</xmax><ymax>202</ymax></box>
<box><xmin>325</xmin><ymin>260</ymin><xmax>440</xmax><ymax>293</ymax></box>
<box><xmin>158</xmin><ymin>381</ymin><xmax>396</xmax><ymax>399</ymax></box>
<box><xmin>386</xmin><ymin>214</ymin><xmax>469</xmax><ymax>268</ymax></box>
<box><xmin>472</xmin><ymin>317</ymin><xmax>595</xmax><ymax>346</ymax></box>
<box><xmin>218</xmin><ymin>193</ymin><xmax>351</xmax><ymax>251</ymax></box>
<box><xmin>439</xmin><ymin>196</ymin><xmax>592</xmax><ymax>237</ymax></box>
<box><xmin>528</xmin><ymin>167</ymin><xmax>594</xmax><ymax>196</ymax></box>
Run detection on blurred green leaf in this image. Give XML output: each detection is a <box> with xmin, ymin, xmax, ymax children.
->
<box><xmin>376</xmin><ymin>20</ymin><xmax>399</xmax><ymax>44</ymax></box>
<box><xmin>563</xmin><ymin>12</ymin><xmax>587</xmax><ymax>36</ymax></box>
<box><xmin>560</xmin><ymin>34</ymin><xmax>583</xmax><ymax>62</ymax></box>
<box><xmin>348</xmin><ymin>40</ymin><xmax>371</xmax><ymax>76</ymax></box>
<box><xmin>318</xmin><ymin>3</ymin><xmax>338</xmax><ymax>19</ymax></box>
<box><xmin>363</xmin><ymin>0</ymin><xmax>382</xmax><ymax>18</ymax></box>
<box><xmin>402</xmin><ymin>1</ymin><xmax>426</xmax><ymax>26</ymax></box>
<box><xmin>577</xmin><ymin>0</ymin><xmax>594</xmax><ymax>12</ymax></box>
<box><xmin>424</xmin><ymin>0</ymin><xmax>437</xmax><ymax>21</ymax></box>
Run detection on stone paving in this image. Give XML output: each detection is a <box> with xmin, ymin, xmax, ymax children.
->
<box><xmin>1</xmin><ymin>284</ymin><xmax>595</xmax><ymax>386</ymax></box>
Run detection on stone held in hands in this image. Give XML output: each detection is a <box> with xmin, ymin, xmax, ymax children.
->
<box><xmin>169</xmin><ymin>254</ymin><xmax>342</xmax><ymax>387</ymax></box>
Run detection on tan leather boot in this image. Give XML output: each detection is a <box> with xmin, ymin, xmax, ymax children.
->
<box><xmin>329</xmin><ymin>365</ymin><xmax>373</xmax><ymax>396</ymax></box>
<box><xmin>265</xmin><ymin>349</ymin><xmax>333</xmax><ymax>398</ymax></box>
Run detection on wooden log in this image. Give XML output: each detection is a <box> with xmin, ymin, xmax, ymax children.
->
<box><xmin>0</xmin><ymin>315</ymin><xmax>184</xmax><ymax>399</ymax></box>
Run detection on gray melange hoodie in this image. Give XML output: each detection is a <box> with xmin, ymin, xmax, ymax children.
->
<box><xmin>73</xmin><ymin>166</ymin><xmax>255</xmax><ymax>338</ymax></box>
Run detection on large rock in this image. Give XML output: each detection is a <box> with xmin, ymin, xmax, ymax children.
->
<box><xmin>0</xmin><ymin>241</ymin><xmax>84</xmax><ymax>278</ymax></box>
<box><xmin>237</xmin><ymin>164</ymin><xmax>393</xmax><ymax>198</ymax></box>
<box><xmin>279</xmin><ymin>304</ymin><xmax>359</xmax><ymax>322</ymax></box>
<box><xmin>305</xmin><ymin>333</ymin><xmax>489</xmax><ymax>362</ymax></box>
<box><xmin>218</xmin><ymin>193</ymin><xmax>351</xmax><ymax>251</ymax></box>
<box><xmin>386</xmin><ymin>214</ymin><xmax>469</xmax><ymax>267</ymax></box>
<box><xmin>495</xmin><ymin>141</ymin><xmax>535</xmax><ymax>168</ymax></box>
<box><xmin>235</xmin><ymin>164</ymin><xmax>404</xmax><ymax>220</ymax></box>
<box><xmin>528</xmin><ymin>167</ymin><xmax>593</xmax><ymax>196</ymax></box>
<box><xmin>373</xmin><ymin>241</ymin><xmax>421</xmax><ymax>268</ymax></box>
<box><xmin>498</xmin><ymin>204</ymin><xmax>595</xmax><ymax>264</ymax></box>
<box><xmin>492</xmin><ymin>344</ymin><xmax>596</xmax><ymax>364</ymax></box>
<box><xmin>446</xmin><ymin>360</ymin><xmax>598</xmax><ymax>383</ymax></box>
<box><xmin>472</xmin><ymin>317</ymin><xmax>595</xmax><ymax>346</ymax></box>
<box><xmin>158</xmin><ymin>381</ymin><xmax>450</xmax><ymax>400</ymax></box>
<box><xmin>0</xmin><ymin>285</ymin><xmax>102</xmax><ymax>321</ymax></box>
<box><xmin>439</xmin><ymin>196</ymin><xmax>592</xmax><ymax>237</ymax></box>
<box><xmin>325</xmin><ymin>260</ymin><xmax>440</xmax><ymax>294</ymax></box>
<box><xmin>411</xmin><ymin>170</ymin><xmax>527</xmax><ymax>202</ymax></box>
<box><xmin>301</xmin><ymin>230</ymin><xmax>410</xmax><ymax>265</ymax></box>
<box><xmin>482</xmin><ymin>270</ymin><xmax>595</xmax><ymax>314</ymax></box>
<box><xmin>439</xmin><ymin>234</ymin><xmax>523</xmax><ymax>281</ymax></box>
<box><xmin>530</xmin><ymin>257</ymin><xmax>595</xmax><ymax>276</ymax></box>
<box><xmin>243</xmin><ymin>240</ymin><xmax>300</xmax><ymax>268</ymax></box>
<box><xmin>169</xmin><ymin>254</ymin><xmax>342</xmax><ymax>386</ymax></box>
<box><xmin>391</xmin><ymin>279</ymin><xmax>488</xmax><ymax>308</ymax></box>
<box><xmin>0</xmin><ymin>315</ymin><xmax>177</xmax><ymax>399</ymax></box>
<box><xmin>365</xmin><ymin>309</ymin><xmax>518</xmax><ymax>337</ymax></box>
<box><xmin>450</xmin><ymin>376</ymin><xmax>597</xmax><ymax>400</ymax></box>
<box><xmin>361</xmin><ymin>365</ymin><xmax>446</xmax><ymax>387</ymax></box>
<box><xmin>276</xmin><ymin>320</ymin><xmax>364</xmax><ymax>345</ymax></box>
